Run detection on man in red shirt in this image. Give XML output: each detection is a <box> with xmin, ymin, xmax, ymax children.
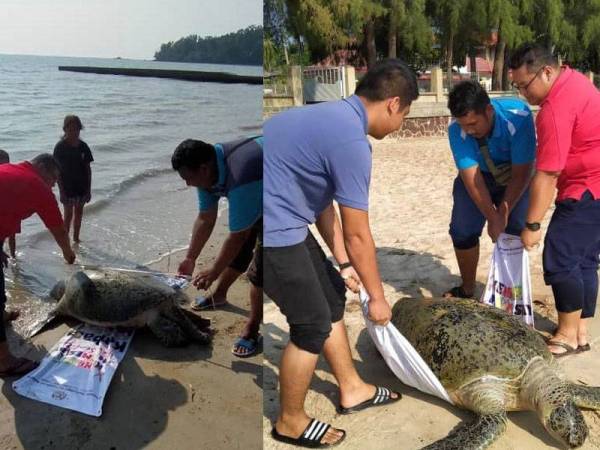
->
<box><xmin>510</xmin><ymin>44</ymin><xmax>600</xmax><ymax>357</ymax></box>
<box><xmin>0</xmin><ymin>154</ymin><xmax>76</xmax><ymax>376</ymax></box>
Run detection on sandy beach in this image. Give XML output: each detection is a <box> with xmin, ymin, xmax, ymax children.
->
<box><xmin>263</xmin><ymin>137</ymin><xmax>600</xmax><ymax>449</ymax></box>
<box><xmin>0</xmin><ymin>216</ymin><xmax>262</xmax><ymax>450</ymax></box>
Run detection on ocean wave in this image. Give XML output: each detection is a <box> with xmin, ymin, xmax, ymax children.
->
<box><xmin>238</xmin><ymin>124</ymin><xmax>262</xmax><ymax>132</ymax></box>
<box><xmin>86</xmin><ymin>167</ymin><xmax>174</xmax><ymax>213</ymax></box>
<box><xmin>25</xmin><ymin>166</ymin><xmax>174</xmax><ymax>245</ymax></box>
<box><xmin>93</xmin><ymin>143</ymin><xmax>124</xmax><ymax>153</ymax></box>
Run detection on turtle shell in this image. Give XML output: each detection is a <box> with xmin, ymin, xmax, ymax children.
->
<box><xmin>391</xmin><ymin>298</ymin><xmax>551</xmax><ymax>392</ymax></box>
<box><xmin>56</xmin><ymin>269</ymin><xmax>178</xmax><ymax>325</ymax></box>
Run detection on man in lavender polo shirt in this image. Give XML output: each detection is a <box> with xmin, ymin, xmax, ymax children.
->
<box><xmin>264</xmin><ymin>59</ymin><xmax>419</xmax><ymax>447</ymax></box>
<box><xmin>510</xmin><ymin>44</ymin><xmax>600</xmax><ymax>358</ymax></box>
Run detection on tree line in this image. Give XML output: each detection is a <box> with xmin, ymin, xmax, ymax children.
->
<box><xmin>264</xmin><ymin>0</ymin><xmax>600</xmax><ymax>89</ymax></box>
<box><xmin>154</xmin><ymin>25</ymin><xmax>263</xmax><ymax>66</ymax></box>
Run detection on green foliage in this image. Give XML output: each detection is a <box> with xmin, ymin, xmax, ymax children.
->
<box><xmin>154</xmin><ymin>26</ymin><xmax>262</xmax><ymax>66</ymax></box>
<box><xmin>268</xmin><ymin>0</ymin><xmax>600</xmax><ymax>75</ymax></box>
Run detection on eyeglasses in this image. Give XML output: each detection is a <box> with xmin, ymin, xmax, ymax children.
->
<box><xmin>511</xmin><ymin>66</ymin><xmax>545</xmax><ymax>92</ymax></box>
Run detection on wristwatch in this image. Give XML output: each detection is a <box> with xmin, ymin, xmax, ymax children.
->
<box><xmin>525</xmin><ymin>222</ymin><xmax>541</xmax><ymax>231</ymax></box>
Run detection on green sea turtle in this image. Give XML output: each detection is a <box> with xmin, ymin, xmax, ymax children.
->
<box><xmin>391</xmin><ymin>297</ymin><xmax>600</xmax><ymax>449</ymax></box>
<box><xmin>46</xmin><ymin>269</ymin><xmax>211</xmax><ymax>347</ymax></box>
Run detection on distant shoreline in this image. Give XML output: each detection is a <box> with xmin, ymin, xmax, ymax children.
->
<box><xmin>58</xmin><ymin>65</ymin><xmax>262</xmax><ymax>85</ymax></box>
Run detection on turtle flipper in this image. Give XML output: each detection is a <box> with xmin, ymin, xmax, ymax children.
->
<box><xmin>569</xmin><ymin>384</ymin><xmax>600</xmax><ymax>410</ymax></box>
<box><xmin>164</xmin><ymin>306</ymin><xmax>211</xmax><ymax>345</ymax></box>
<box><xmin>148</xmin><ymin>315</ymin><xmax>189</xmax><ymax>347</ymax></box>
<box><xmin>421</xmin><ymin>413</ymin><xmax>507</xmax><ymax>450</ymax></box>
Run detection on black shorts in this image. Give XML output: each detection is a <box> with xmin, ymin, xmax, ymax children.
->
<box><xmin>230</xmin><ymin>221</ymin><xmax>260</xmax><ymax>274</ymax></box>
<box><xmin>246</xmin><ymin>221</ymin><xmax>263</xmax><ymax>288</ymax></box>
<box><xmin>264</xmin><ymin>232</ymin><xmax>346</xmax><ymax>353</ymax></box>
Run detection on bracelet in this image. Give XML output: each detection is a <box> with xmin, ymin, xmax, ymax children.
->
<box><xmin>339</xmin><ymin>262</ymin><xmax>352</xmax><ymax>270</ymax></box>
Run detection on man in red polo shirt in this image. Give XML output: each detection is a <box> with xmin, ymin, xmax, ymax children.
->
<box><xmin>0</xmin><ymin>153</ymin><xmax>76</xmax><ymax>376</ymax></box>
<box><xmin>509</xmin><ymin>44</ymin><xmax>600</xmax><ymax>357</ymax></box>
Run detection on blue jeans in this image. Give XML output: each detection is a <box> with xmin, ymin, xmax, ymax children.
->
<box><xmin>449</xmin><ymin>172</ymin><xmax>529</xmax><ymax>249</ymax></box>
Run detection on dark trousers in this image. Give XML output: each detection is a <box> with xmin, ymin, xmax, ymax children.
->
<box><xmin>449</xmin><ymin>172</ymin><xmax>529</xmax><ymax>249</ymax></box>
<box><xmin>544</xmin><ymin>191</ymin><xmax>600</xmax><ymax>317</ymax></box>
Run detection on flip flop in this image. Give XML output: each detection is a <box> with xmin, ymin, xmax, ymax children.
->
<box><xmin>577</xmin><ymin>343</ymin><xmax>591</xmax><ymax>353</ymax></box>
<box><xmin>232</xmin><ymin>335</ymin><xmax>262</xmax><ymax>358</ymax></box>
<box><xmin>336</xmin><ymin>386</ymin><xmax>401</xmax><ymax>415</ymax></box>
<box><xmin>191</xmin><ymin>296</ymin><xmax>228</xmax><ymax>311</ymax></box>
<box><xmin>547</xmin><ymin>340</ymin><xmax>579</xmax><ymax>358</ymax></box>
<box><xmin>271</xmin><ymin>418</ymin><xmax>346</xmax><ymax>448</ymax></box>
<box><xmin>442</xmin><ymin>286</ymin><xmax>473</xmax><ymax>299</ymax></box>
<box><xmin>0</xmin><ymin>358</ymin><xmax>38</xmax><ymax>378</ymax></box>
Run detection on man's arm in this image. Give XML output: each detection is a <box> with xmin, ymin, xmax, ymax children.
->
<box><xmin>316</xmin><ymin>203</ymin><xmax>361</xmax><ymax>292</ymax></box>
<box><xmin>459</xmin><ymin>165</ymin><xmax>496</xmax><ymax>218</ymax></box>
<box><xmin>502</xmin><ymin>163</ymin><xmax>533</xmax><ymax>212</ymax></box>
<box><xmin>192</xmin><ymin>227</ymin><xmax>253</xmax><ymax>289</ymax></box>
<box><xmin>339</xmin><ymin>205</ymin><xmax>390</xmax><ymax>324</ymax></box>
<box><xmin>315</xmin><ymin>203</ymin><xmax>350</xmax><ymax>265</ymax></box>
<box><xmin>1</xmin><ymin>240</ymin><xmax>7</xmax><ymax>267</ymax></box>
<box><xmin>48</xmin><ymin>225</ymin><xmax>75</xmax><ymax>263</ymax></box>
<box><xmin>178</xmin><ymin>208</ymin><xmax>218</xmax><ymax>276</ymax></box>
<box><xmin>8</xmin><ymin>235</ymin><xmax>15</xmax><ymax>258</ymax></box>
<box><xmin>56</xmin><ymin>177</ymin><xmax>66</xmax><ymax>204</ymax></box>
<box><xmin>521</xmin><ymin>170</ymin><xmax>559</xmax><ymax>250</ymax></box>
<box><xmin>495</xmin><ymin>162</ymin><xmax>534</xmax><ymax>233</ymax></box>
<box><xmin>459</xmin><ymin>166</ymin><xmax>505</xmax><ymax>241</ymax></box>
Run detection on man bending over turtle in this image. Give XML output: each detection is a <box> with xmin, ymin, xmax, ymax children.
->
<box><xmin>444</xmin><ymin>81</ymin><xmax>535</xmax><ymax>299</ymax></box>
<box><xmin>173</xmin><ymin>137</ymin><xmax>263</xmax><ymax>358</ymax></box>
<box><xmin>0</xmin><ymin>153</ymin><xmax>76</xmax><ymax>377</ymax></box>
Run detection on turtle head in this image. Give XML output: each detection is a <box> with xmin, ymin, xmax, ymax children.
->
<box><xmin>49</xmin><ymin>280</ymin><xmax>66</xmax><ymax>301</ymax></box>
<box><xmin>542</xmin><ymin>399</ymin><xmax>588</xmax><ymax>448</ymax></box>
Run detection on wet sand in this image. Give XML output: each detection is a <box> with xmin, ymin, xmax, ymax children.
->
<box><xmin>263</xmin><ymin>137</ymin><xmax>600</xmax><ymax>449</ymax></box>
<box><xmin>0</xmin><ymin>216</ymin><xmax>262</xmax><ymax>450</ymax></box>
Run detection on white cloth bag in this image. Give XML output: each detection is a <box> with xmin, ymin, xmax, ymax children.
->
<box><xmin>480</xmin><ymin>232</ymin><xmax>534</xmax><ymax>326</ymax></box>
<box><xmin>359</xmin><ymin>289</ymin><xmax>452</xmax><ymax>404</ymax></box>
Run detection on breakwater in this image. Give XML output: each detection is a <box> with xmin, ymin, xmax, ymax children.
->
<box><xmin>58</xmin><ymin>66</ymin><xmax>263</xmax><ymax>85</ymax></box>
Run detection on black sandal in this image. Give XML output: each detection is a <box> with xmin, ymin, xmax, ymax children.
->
<box><xmin>577</xmin><ymin>343</ymin><xmax>591</xmax><ymax>353</ymax></box>
<box><xmin>443</xmin><ymin>286</ymin><xmax>473</xmax><ymax>299</ymax></box>
<box><xmin>337</xmin><ymin>386</ymin><xmax>401</xmax><ymax>415</ymax></box>
<box><xmin>271</xmin><ymin>419</ymin><xmax>346</xmax><ymax>448</ymax></box>
<box><xmin>547</xmin><ymin>340</ymin><xmax>579</xmax><ymax>358</ymax></box>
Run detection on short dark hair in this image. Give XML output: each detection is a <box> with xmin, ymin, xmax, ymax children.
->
<box><xmin>0</xmin><ymin>149</ymin><xmax>9</xmax><ymax>164</ymax></box>
<box><xmin>448</xmin><ymin>80</ymin><xmax>491</xmax><ymax>117</ymax></box>
<box><xmin>30</xmin><ymin>153</ymin><xmax>60</xmax><ymax>177</ymax></box>
<box><xmin>355</xmin><ymin>59</ymin><xmax>419</xmax><ymax>107</ymax></box>
<box><xmin>508</xmin><ymin>44</ymin><xmax>559</xmax><ymax>72</ymax></box>
<box><xmin>171</xmin><ymin>139</ymin><xmax>216</xmax><ymax>171</ymax></box>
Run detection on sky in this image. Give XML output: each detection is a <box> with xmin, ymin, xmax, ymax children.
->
<box><xmin>0</xmin><ymin>0</ymin><xmax>263</xmax><ymax>59</ymax></box>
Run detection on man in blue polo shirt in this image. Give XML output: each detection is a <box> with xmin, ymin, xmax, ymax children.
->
<box><xmin>264</xmin><ymin>59</ymin><xmax>419</xmax><ymax>447</ymax></box>
<box><xmin>172</xmin><ymin>137</ymin><xmax>262</xmax><ymax>357</ymax></box>
<box><xmin>444</xmin><ymin>81</ymin><xmax>535</xmax><ymax>299</ymax></box>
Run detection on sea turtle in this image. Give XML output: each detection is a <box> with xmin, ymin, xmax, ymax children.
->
<box><xmin>391</xmin><ymin>297</ymin><xmax>600</xmax><ymax>449</ymax></box>
<box><xmin>46</xmin><ymin>269</ymin><xmax>211</xmax><ymax>347</ymax></box>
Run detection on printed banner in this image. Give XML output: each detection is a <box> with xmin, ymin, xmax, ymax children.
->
<box><xmin>13</xmin><ymin>324</ymin><xmax>134</xmax><ymax>417</ymax></box>
<box><xmin>481</xmin><ymin>233</ymin><xmax>534</xmax><ymax>326</ymax></box>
